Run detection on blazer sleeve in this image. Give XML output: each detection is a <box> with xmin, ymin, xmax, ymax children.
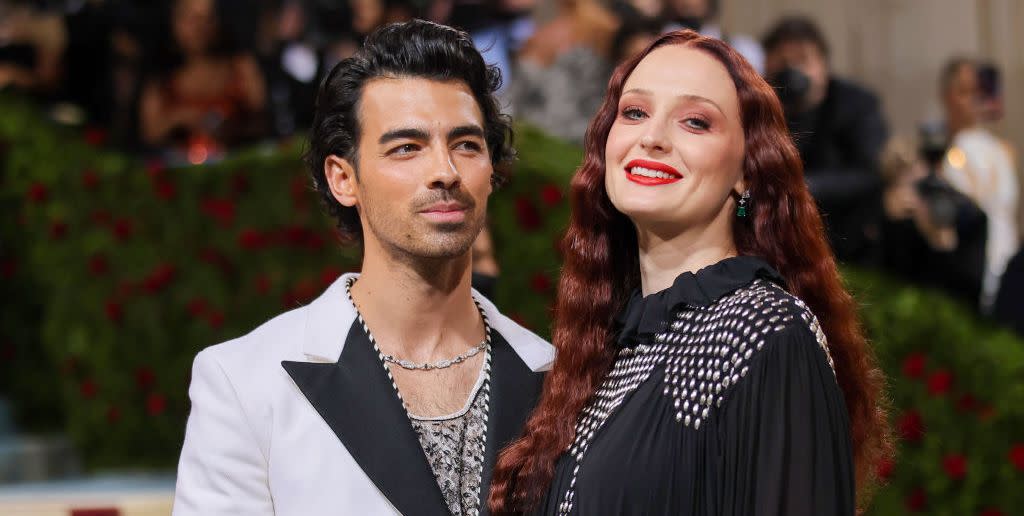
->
<box><xmin>173</xmin><ymin>348</ymin><xmax>274</xmax><ymax>515</ymax></box>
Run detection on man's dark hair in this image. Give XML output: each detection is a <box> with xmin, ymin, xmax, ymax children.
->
<box><xmin>305</xmin><ymin>19</ymin><xmax>515</xmax><ymax>245</ymax></box>
<box><xmin>939</xmin><ymin>56</ymin><xmax>975</xmax><ymax>95</ymax></box>
<box><xmin>762</xmin><ymin>16</ymin><xmax>830</xmax><ymax>58</ymax></box>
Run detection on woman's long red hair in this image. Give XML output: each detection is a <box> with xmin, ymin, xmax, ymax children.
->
<box><xmin>489</xmin><ymin>30</ymin><xmax>891</xmax><ymax>513</ymax></box>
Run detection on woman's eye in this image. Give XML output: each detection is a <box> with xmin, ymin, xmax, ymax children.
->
<box><xmin>621</xmin><ymin>107</ymin><xmax>647</xmax><ymax>120</ymax></box>
<box><xmin>683</xmin><ymin>118</ymin><xmax>710</xmax><ymax>131</ymax></box>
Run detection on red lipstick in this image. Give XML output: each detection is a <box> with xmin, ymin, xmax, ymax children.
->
<box><xmin>624</xmin><ymin>159</ymin><xmax>683</xmax><ymax>186</ymax></box>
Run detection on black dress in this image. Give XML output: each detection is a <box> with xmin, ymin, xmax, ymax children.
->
<box><xmin>533</xmin><ymin>256</ymin><xmax>855</xmax><ymax>515</ymax></box>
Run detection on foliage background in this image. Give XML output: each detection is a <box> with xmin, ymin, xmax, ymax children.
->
<box><xmin>1</xmin><ymin>95</ymin><xmax>1022</xmax><ymax>514</ymax></box>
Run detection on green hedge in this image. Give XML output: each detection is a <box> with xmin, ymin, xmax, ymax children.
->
<box><xmin>1</xmin><ymin>95</ymin><xmax>1022</xmax><ymax>514</ymax></box>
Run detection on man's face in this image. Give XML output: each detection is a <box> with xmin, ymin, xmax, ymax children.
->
<box><xmin>328</xmin><ymin>77</ymin><xmax>493</xmax><ymax>261</ymax></box>
<box><xmin>765</xmin><ymin>40</ymin><xmax>829</xmax><ymax>109</ymax></box>
<box><xmin>943</xmin><ymin>63</ymin><xmax>979</xmax><ymax>127</ymax></box>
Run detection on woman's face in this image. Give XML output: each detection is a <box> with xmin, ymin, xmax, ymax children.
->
<box><xmin>174</xmin><ymin>0</ymin><xmax>217</xmax><ymax>56</ymax></box>
<box><xmin>605</xmin><ymin>45</ymin><xmax>746</xmax><ymax>238</ymax></box>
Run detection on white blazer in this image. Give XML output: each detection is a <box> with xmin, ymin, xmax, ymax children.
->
<box><xmin>173</xmin><ymin>273</ymin><xmax>555</xmax><ymax>516</ymax></box>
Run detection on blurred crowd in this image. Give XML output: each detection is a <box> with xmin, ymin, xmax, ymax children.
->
<box><xmin>1</xmin><ymin>0</ymin><xmax>1021</xmax><ymax>331</ymax></box>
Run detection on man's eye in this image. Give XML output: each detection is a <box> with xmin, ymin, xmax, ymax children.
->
<box><xmin>455</xmin><ymin>141</ymin><xmax>483</xmax><ymax>152</ymax></box>
<box><xmin>392</xmin><ymin>144</ymin><xmax>419</xmax><ymax>155</ymax></box>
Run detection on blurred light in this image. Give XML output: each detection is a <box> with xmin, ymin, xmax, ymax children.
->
<box><xmin>946</xmin><ymin>147</ymin><xmax>966</xmax><ymax>169</ymax></box>
<box><xmin>188</xmin><ymin>144</ymin><xmax>209</xmax><ymax>165</ymax></box>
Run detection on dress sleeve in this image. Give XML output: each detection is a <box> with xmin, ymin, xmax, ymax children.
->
<box><xmin>715</xmin><ymin>324</ymin><xmax>855</xmax><ymax>516</ymax></box>
<box><xmin>173</xmin><ymin>349</ymin><xmax>274</xmax><ymax>515</ymax></box>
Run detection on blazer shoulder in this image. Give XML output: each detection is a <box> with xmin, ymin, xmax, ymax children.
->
<box><xmin>198</xmin><ymin>304</ymin><xmax>310</xmax><ymax>373</ymax></box>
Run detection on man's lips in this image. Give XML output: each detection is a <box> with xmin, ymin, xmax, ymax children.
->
<box><xmin>419</xmin><ymin>202</ymin><xmax>468</xmax><ymax>223</ymax></box>
<box><xmin>624</xmin><ymin>159</ymin><xmax>683</xmax><ymax>186</ymax></box>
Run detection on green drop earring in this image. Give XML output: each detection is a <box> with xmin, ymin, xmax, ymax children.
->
<box><xmin>737</xmin><ymin>190</ymin><xmax>750</xmax><ymax>218</ymax></box>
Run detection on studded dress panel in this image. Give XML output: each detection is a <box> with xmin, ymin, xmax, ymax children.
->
<box><xmin>552</xmin><ymin>279</ymin><xmax>840</xmax><ymax>516</ymax></box>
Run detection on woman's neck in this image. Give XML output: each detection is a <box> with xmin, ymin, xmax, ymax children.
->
<box><xmin>636</xmin><ymin>226</ymin><xmax>737</xmax><ymax>297</ymax></box>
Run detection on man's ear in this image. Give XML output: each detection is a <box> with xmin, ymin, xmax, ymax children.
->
<box><xmin>325</xmin><ymin>155</ymin><xmax>358</xmax><ymax>208</ymax></box>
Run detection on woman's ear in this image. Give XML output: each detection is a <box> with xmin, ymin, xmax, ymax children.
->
<box><xmin>325</xmin><ymin>155</ymin><xmax>359</xmax><ymax>208</ymax></box>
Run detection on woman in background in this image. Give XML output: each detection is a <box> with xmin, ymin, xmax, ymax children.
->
<box><xmin>490</xmin><ymin>29</ymin><xmax>890</xmax><ymax>515</ymax></box>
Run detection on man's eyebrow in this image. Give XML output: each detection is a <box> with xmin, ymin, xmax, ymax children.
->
<box><xmin>379</xmin><ymin>128</ymin><xmax>430</xmax><ymax>145</ymax></box>
<box><xmin>448</xmin><ymin>125</ymin><xmax>486</xmax><ymax>140</ymax></box>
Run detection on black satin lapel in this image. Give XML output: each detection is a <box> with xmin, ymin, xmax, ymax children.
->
<box><xmin>478</xmin><ymin>332</ymin><xmax>545</xmax><ymax>515</ymax></box>
<box><xmin>282</xmin><ymin>323</ymin><xmax>450</xmax><ymax>516</ymax></box>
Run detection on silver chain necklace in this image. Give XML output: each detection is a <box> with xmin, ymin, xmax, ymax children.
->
<box><xmin>345</xmin><ymin>276</ymin><xmax>491</xmax><ymax>516</ymax></box>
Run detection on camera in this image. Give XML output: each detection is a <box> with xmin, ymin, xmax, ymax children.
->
<box><xmin>768</xmin><ymin>67</ymin><xmax>811</xmax><ymax>111</ymax></box>
<box><xmin>915</xmin><ymin>122</ymin><xmax>959</xmax><ymax>227</ymax></box>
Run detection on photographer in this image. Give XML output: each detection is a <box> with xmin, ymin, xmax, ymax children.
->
<box><xmin>879</xmin><ymin>134</ymin><xmax>987</xmax><ymax>307</ymax></box>
<box><xmin>763</xmin><ymin>16</ymin><xmax>888</xmax><ymax>264</ymax></box>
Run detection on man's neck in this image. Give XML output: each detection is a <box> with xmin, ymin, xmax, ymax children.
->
<box><xmin>350</xmin><ymin>247</ymin><xmax>483</xmax><ymax>363</ymax></box>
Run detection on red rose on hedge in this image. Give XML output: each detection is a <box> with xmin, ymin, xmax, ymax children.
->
<box><xmin>956</xmin><ymin>393</ymin><xmax>978</xmax><ymax>413</ymax></box>
<box><xmin>875</xmin><ymin>457</ymin><xmax>894</xmax><ymax>480</ymax></box>
<box><xmin>49</xmin><ymin>220</ymin><xmax>68</xmax><ymax>240</ymax></box>
<box><xmin>1009</xmin><ymin>444</ymin><xmax>1024</xmax><ymax>471</ymax></box>
<box><xmin>897</xmin><ymin>410</ymin><xmax>925</xmax><ymax>443</ymax></box>
<box><xmin>530</xmin><ymin>273</ymin><xmax>552</xmax><ymax>293</ymax></box>
<box><xmin>942</xmin><ymin>454</ymin><xmax>967</xmax><ymax>480</ymax></box>
<box><xmin>201</xmin><ymin>198</ymin><xmax>237</xmax><ymax>227</ymax></box>
<box><xmin>239</xmin><ymin>228</ymin><xmax>267</xmax><ymax>250</ymax></box>
<box><xmin>135</xmin><ymin>367</ymin><xmax>156</xmax><ymax>390</ymax></box>
<box><xmin>207</xmin><ymin>310</ymin><xmax>225</xmax><ymax>329</ymax></box>
<box><xmin>106</xmin><ymin>405</ymin><xmax>122</xmax><ymax>424</ymax></box>
<box><xmin>146</xmin><ymin>393</ymin><xmax>167</xmax><ymax>416</ymax></box>
<box><xmin>154</xmin><ymin>179</ymin><xmax>177</xmax><ymax>200</ymax></box>
<box><xmin>905</xmin><ymin>487</ymin><xmax>926</xmax><ymax>512</ymax></box>
<box><xmin>540</xmin><ymin>184</ymin><xmax>563</xmax><ymax>207</ymax></box>
<box><xmin>82</xmin><ymin>169</ymin><xmax>100</xmax><ymax>189</ymax></box>
<box><xmin>231</xmin><ymin>173</ymin><xmax>250</xmax><ymax>194</ymax></box>
<box><xmin>979</xmin><ymin>508</ymin><xmax>1005</xmax><ymax>516</ymax></box>
<box><xmin>255</xmin><ymin>274</ymin><xmax>272</xmax><ymax>294</ymax></box>
<box><xmin>926</xmin><ymin>369</ymin><xmax>953</xmax><ymax>396</ymax></box>
<box><xmin>88</xmin><ymin>254</ymin><xmax>108</xmax><ymax>276</ymax></box>
<box><xmin>320</xmin><ymin>266</ymin><xmax>342</xmax><ymax>288</ymax></box>
<box><xmin>187</xmin><ymin>297</ymin><xmax>209</xmax><ymax>318</ymax></box>
<box><xmin>84</xmin><ymin>126</ymin><xmax>108</xmax><ymax>147</ymax></box>
<box><xmin>105</xmin><ymin>300</ymin><xmax>123</xmax><ymax>323</ymax></box>
<box><xmin>901</xmin><ymin>352</ymin><xmax>926</xmax><ymax>379</ymax></box>
<box><xmin>514</xmin><ymin>196</ymin><xmax>542</xmax><ymax>231</ymax></box>
<box><xmin>142</xmin><ymin>263</ymin><xmax>176</xmax><ymax>293</ymax></box>
<box><xmin>80</xmin><ymin>379</ymin><xmax>98</xmax><ymax>399</ymax></box>
<box><xmin>113</xmin><ymin>218</ymin><xmax>135</xmax><ymax>241</ymax></box>
<box><xmin>90</xmin><ymin>210</ymin><xmax>112</xmax><ymax>226</ymax></box>
<box><xmin>27</xmin><ymin>182</ymin><xmax>48</xmax><ymax>203</ymax></box>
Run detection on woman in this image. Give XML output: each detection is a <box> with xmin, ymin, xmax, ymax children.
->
<box><xmin>139</xmin><ymin>0</ymin><xmax>266</xmax><ymax>150</ymax></box>
<box><xmin>490</xmin><ymin>30</ymin><xmax>890</xmax><ymax>515</ymax></box>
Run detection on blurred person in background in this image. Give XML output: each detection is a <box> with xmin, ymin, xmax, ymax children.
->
<box><xmin>663</xmin><ymin>0</ymin><xmax>763</xmax><ymax>73</ymax></box>
<box><xmin>138</xmin><ymin>0</ymin><xmax>267</xmax><ymax>155</ymax></box>
<box><xmin>763</xmin><ymin>16</ymin><xmax>889</xmax><ymax>265</ymax></box>
<box><xmin>510</xmin><ymin>0</ymin><xmax>620</xmax><ymax>143</ymax></box>
<box><xmin>608</xmin><ymin>7</ymin><xmax>663</xmax><ymax>63</ymax></box>
<box><xmin>939</xmin><ymin>57</ymin><xmax>1019</xmax><ymax>312</ymax></box>
<box><xmin>879</xmin><ymin>134</ymin><xmax>987</xmax><ymax>307</ymax></box>
<box><xmin>0</xmin><ymin>0</ymin><xmax>66</xmax><ymax>94</ymax></box>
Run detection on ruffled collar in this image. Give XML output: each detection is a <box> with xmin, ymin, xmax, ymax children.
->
<box><xmin>614</xmin><ymin>256</ymin><xmax>785</xmax><ymax>349</ymax></box>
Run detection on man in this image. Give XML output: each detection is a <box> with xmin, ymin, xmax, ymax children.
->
<box><xmin>762</xmin><ymin>16</ymin><xmax>889</xmax><ymax>265</ymax></box>
<box><xmin>173</xmin><ymin>20</ymin><xmax>554</xmax><ymax>515</ymax></box>
<box><xmin>939</xmin><ymin>58</ymin><xmax>1019</xmax><ymax>312</ymax></box>
<box><xmin>662</xmin><ymin>0</ymin><xmax>765</xmax><ymax>73</ymax></box>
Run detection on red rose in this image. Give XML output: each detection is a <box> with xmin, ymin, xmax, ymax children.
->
<box><xmin>1009</xmin><ymin>444</ymin><xmax>1024</xmax><ymax>471</ymax></box>
<box><xmin>201</xmin><ymin>198</ymin><xmax>237</xmax><ymax>227</ymax></box>
<box><xmin>135</xmin><ymin>367</ymin><xmax>156</xmax><ymax>390</ymax></box>
<box><xmin>283</xmin><ymin>225</ymin><xmax>308</xmax><ymax>247</ymax></box>
<box><xmin>187</xmin><ymin>297</ymin><xmax>209</xmax><ymax>318</ymax></box>
<box><xmin>207</xmin><ymin>310</ymin><xmax>225</xmax><ymax>329</ymax></box>
<box><xmin>154</xmin><ymin>179</ymin><xmax>177</xmax><ymax>201</ymax></box>
<box><xmin>83</xmin><ymin>126</ymin><xmax>108</xmax><ymax>147</ymax></box>
<box><xmin>88</xmin><ymin>254</ymin><xmax>108</xmax><ymax>276</ymax></box>
<box><xmin>80</xmin><ymin>379</ymin><xmax>98</xmax><ymax>399</ymax></box>
<box><xmin>82</xmin><ymin>169</ymin><xmax>100</xmax><ymax>190</ymax></box>
<box><xmin>231</xmin><ymin>173</ymin><xmax>250</xmax><ymax>194</ymax></box>
<box><xmin>106</xmin><ymin>405</ymin><xmax>122</xmax><ymax>424</ymax></box>
<box><xmin>142</xmin><ymin>264</ymin><xmax>176</xmax><ymax>293</ymax></box>
<box><xmin>238</xmin><ymin>229</ymin><xmax>267</xmax><ymax>250</ymax></box>
<box><xmin>113</xmin><ymin>218</ymin><xmax>134</xmax><ymax>241</ymax></box>
<box><xmin>901</xmin><ymin>352</ymin><xmax>926</xmax><ymax>379</ymax></box>
<box><xmin>540</xmin><ymin>184</ymin><xmax>564</xmax><ymax>207</ymax></box>
<box><xmin>255</xmin><ymin>274</ymin><xmax>272</xmax><ymax>294</ymax></box>
<box><xmin>90</xmin><ymin>210</ymin><xmax>112</xmax><ymax>226</ymax></box>
<box><xmin>942</xmin><ymin>454</ymin><xmax>967</xmax><ymax>480</ymax></box>
<box><xmin>514</xmin><ymin>196</ymin><xmax>542</xmax><ymax>231</ymax></box>
<box><xmin>27</xmin><ymin>182</ymin><xmax>48</xmax><ymax>203</ymax></box>
<box><xmin>146</xmin><ymin>392</ymin><xmax>167</xmax><ymax>416</ymax></box>
<box><xmin>49</xmin><ymin>220</ymin><xmax>68</xmax><ymax>240</ymax></box>
<box><xmin>105</xmin><ymin>300</ymin><xmax>123</xmax><ymax>323</ymax></box>
<box><xmin>906</xmin><ymin>487</ymin><xmax>926</xmax><ymax>512</ymax></box>
<box><xmin>979</xmin><ymin>509</ymin><xmax>1005</xmax><ymax>516</ymax></box>
<box><xmin>320</xmin><ymin>266</ymin><xmax>342</xmax><ymax>288</ymax></box>
<box><xmin>529</xmin><ymin>273</ymin><xmax>552</xmax><ymax>293</ymax></box>
<box><xmin>897</xmin><ymin>410</ymin><xmax>925</xmax><ymax>443</ymax></box>
<box><xmin>290</xmin><ymin>176</ymin><xmax>310</xmax><ymax>208</ymax></box>
<box><xmin>146</xmin><ymin>158</ymin><xmax>165</xmax><ymax>177</ymax></box>
<box><xmin>875</xmin><ymin>457</ymin><xmax>895</xmax><ymax>480</ymax></box>
<box><xmin>306</xmin><ymin>233</ymin><xmax>326</xmax><ymax>251</ymax></box>
<box><xmin>956</xmin><ymin>393</ymin><xmax>978</xmax><ymax>413</ymax></box>
<box><xmin>926</xmin><ymin>369</ymin><xmax>953</xmax><ymax>396</ymax></box>
<box><xmin>1</xmin><ymin>258</ymin><xmax>16</xmax><ymax>278</ymax></box>
<box><xmin>116</xmin><ymin>280</ymin><xmax>135</xmax><ymax>297</ymax></box>
<box><xmin>978</xmin><ymin>405</ymin><xmax>997</xmax><ymax>422</ymax></box>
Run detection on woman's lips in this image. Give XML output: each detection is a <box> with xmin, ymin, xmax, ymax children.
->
<box><xmin>624</xmin><ymin>159</ymin><xmax>683</xmax><ymax>186</ymax></box>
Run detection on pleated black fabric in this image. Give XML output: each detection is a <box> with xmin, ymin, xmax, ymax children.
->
<box><xmin>532</xmin><ymin>257</ymin><xmax>854</xmax><ymax>515</ymax></box>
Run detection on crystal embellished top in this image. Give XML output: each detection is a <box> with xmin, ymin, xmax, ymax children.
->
<box><xmin>534</xmin><ymin>256</ymin><xmax>855</xmax><ymax>515</ymax></box>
